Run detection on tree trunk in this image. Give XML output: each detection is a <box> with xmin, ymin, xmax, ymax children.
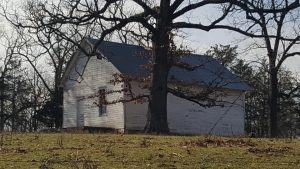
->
<box><xmin>11</xmin><ymin>80</ymin><xmax>16</xmax><ymax>131</ymax></box>
<box><xmin>53</xmin><ymin>64</ymin><xmax>63</xmax><ymax>129</ymax></box>
<box><xmin>33</xmin><ymin>72</ymin><xmax>38</xmax><ymax>131</ymax></box>
<box><xmin>145</xmin><ymin>0</ymin><xmax>171</xmax><ymax>133</ymax></box>
<box><xmin>54</xmin><ymin>87</ymin><xmax>63</xmax><ymax>128</ymax></box>
<box><xmin>0</xmin><ymin>77</ymin><xmax>4</xmax><ymax>132</ymax></box>
<box><xmin>269</xmin><ymin>59</ymin><xmax>279</xmax><ymax>137</ymax></box>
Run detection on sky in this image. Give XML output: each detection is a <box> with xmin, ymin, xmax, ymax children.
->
<box><xmin>186</xmin><ymin>28</ymin><xmax>300</xmax><ymax>75</ymax></box>
<box><xmin>1</xmin><ymin>0</ymin><xmax>300</xmax><ymax>75</ymax></box>
<box><xmin>168</xmin><ymin>1</ymin><xmax>300</xmax><ymax>74</ymax></box>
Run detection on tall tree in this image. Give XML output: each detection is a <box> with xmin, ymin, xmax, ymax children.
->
<box><xmin>0</xmin><ymin>34</ymin><xmax>35</xmax><ymax>131</ymax></box>
<box><xmin>3</xmin><ymin>0</ymin><xmax>236</xmax><ymax>133</ymax></box>
<box><xmin>206</xmin><ymin>44</ymin><xmax>238</xmax><ymax>68</ymax></box>
<box><xmin>208</xmin><ymin>44</ymin><xmax>300</xmax><ymax>137</ymax></box>
<box><xmin>219</xmin><ymin>1</ymin><xmax>300</xmax><ymax>137</ymax></box>
<box><xmin>0</xmin><ymin>34</ymin><xmax>22</xmax><ymax>131</ymax></box>
<box><xmin>2</xmin><ymin>13</ymin><xmax>97</xmax><ymax>128</ymax></box>
<box><xmin>4</xmin><ymin>0</ymin><xmax>299</xmax><ymax>134</ymax></box>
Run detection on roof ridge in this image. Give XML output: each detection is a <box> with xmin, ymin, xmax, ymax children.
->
<box><xmin>86</xmin><ymin>37</ymin><xmax>146</xmax><ymax>49</ymax></box>
<box><xmin>82</xmin><ymin>38</ymin><xmax>252</xmax><ymax>91</ymax></box>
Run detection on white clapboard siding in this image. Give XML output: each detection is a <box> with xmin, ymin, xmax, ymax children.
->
<box><xmin>124</xmin><ymin>83</ymin><xmax>245</xmax><ymax>135</ymax></box>
<box><xmin>124</xmin><ymin>82</ymin><xmax>148</xmax><ymax>130</ymax></box>
<box><xmin>62</xmin><ymin>40</ymin><xmax>248</xmax><ymax>135</ymax></box>
<box><xmin>63</xmin><ymin>54</ymin><xmax>125</xmax><ymax>130</ymax></box>
<box><xmin>167</xmin><ymin>90</ymin><xmax>245</xmax><ymax>135</ymax></box>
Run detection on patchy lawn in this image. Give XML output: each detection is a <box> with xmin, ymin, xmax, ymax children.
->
<box><xmin>0</xmin><ymin>133</ymin><xmax>299</xmax><ymax>169</ymax></box>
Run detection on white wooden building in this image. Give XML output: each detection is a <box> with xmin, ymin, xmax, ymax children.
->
<box><xmin>60</xmin><ymin>38</ymin><xmax>252</xmax><ymax>135</ymax></box>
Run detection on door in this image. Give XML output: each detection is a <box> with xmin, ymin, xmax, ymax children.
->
<box><xmin>76</xmin><ymin>97</ymin><xmax>85</xmax><ymax>128</ymax></box>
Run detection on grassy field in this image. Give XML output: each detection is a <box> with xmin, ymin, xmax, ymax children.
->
<box><xmin>0</xmin><ymin>133</ymin><xmax>299</xmax><ymax>169</ymax></box>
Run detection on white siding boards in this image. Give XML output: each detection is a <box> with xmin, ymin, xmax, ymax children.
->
<box><xmin>62</xmin><ymin>53</ymin><xmax>125</xmax><ymax>130</ymax></box>
<box><xmin>167</xmin><ymin>91</ymin><xmax>245</xmax><ymax>135</ymax></box>
<box><xmin>124</xmin><ymin>84</ymin><xmax>246</xmax><ymax>135</ymax></box>
<box><xmin>62</xmin><ymin>39</ymin><xmax>251</xmax><ymax>135</ymax></box>
<box><xmin>124</xmin><ymin>82</ymin><xmax>148</xmax><ymax>131</ymax></box>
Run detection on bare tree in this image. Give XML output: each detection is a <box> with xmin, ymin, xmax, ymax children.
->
<box><xmin>2</xmin><ymin>0</ymin><xmax>237</xmax><ymax>133</ymax></box>
<box><xmin>0</xmin><ymin>33</ymin><xmax>35</xmax><ymax>131</ymax></box>
<box><xmin>4</xmin><ymin>0</ymin><xmax>298</xmax><ymax>134</ymax></box>
<box><xmin>1</xmin><ymin>1</ymin><xmax>102</xmax><ymax>128</ymax></box>
<box><xmin>214</xmin><ymin>0</ymin><xmax>300</xmax><ymax>137</ymax></box>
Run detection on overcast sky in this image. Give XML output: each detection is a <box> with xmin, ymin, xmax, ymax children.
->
<box><xmin>1</xmin><ymin>0</ymin><xmax>300</xmax><ymax>74</ymax></box>
<box><xmin>185</xmin><ymin>28</ymin><xmax>300</xmax><ymax>74</ymax></box>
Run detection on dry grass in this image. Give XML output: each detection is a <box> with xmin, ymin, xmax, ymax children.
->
<box><xmin>0</xmin><ymin>132</ymin><xmax>299</xmax><ymax>169</ymax></box>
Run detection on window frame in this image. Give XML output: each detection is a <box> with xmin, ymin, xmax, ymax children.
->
<box><xmin>98</xmin><ymin>87</ymin><xmax>107</xmax><ymax>116</ymax></box>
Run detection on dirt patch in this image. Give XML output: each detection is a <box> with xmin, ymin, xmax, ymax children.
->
<box><xmin>248</xmin><ymin>146</ymin><xmax>291</xmax><ymax>156</ymax></box>
<box><xmin>0</xmin><ymin>147</ymin><xmax>27</xmax><ymax>154</ymax></box>
<box><xmin>0</xmin><ymin>147</ymin><xmax>9</xmax><ymax>154</ymax></box>
<box><xmin>180</xmin><ymin>137</ymin><xmax>256</xmax><ymax>147</ymax></box>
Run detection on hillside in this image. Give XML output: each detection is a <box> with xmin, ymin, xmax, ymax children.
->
<box><xmin>0</xmin><ymin>133</ymin><xmax>299</xmax><ymax>169</ymax></box>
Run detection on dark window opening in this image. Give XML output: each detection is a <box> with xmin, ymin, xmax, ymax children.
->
<box><xmin>98</xmin><ymin>89</ymin><xmax>106</xmax><ymax>116</ymax></box>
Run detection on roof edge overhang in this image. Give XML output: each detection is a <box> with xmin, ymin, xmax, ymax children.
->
<box><xmin>59</xmin><ymin>38</ymin><xmax>96</xmax><ymax>87</ymax></box>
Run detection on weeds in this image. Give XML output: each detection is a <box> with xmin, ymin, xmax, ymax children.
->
<box><xmin>0</xmin><ymin>133</ymin><xmax>299</xmax><ymax>169</ymax></box>
<box><xmin>103</xmin><ymin>142</ymin><xmax>114</xmax><ymax>156</ymax></box>
<box><xmin>0</xmin><ymin>132</ymin><xmax>15</xmax><ymax>152</ymax></box>
<box><xmin>248</xmin><ymin>146</ymin><xmax>291</xmax><ymax>156</ymax></box>
<box><xmin>140</xmin><ymin>137</ymin><xmax>151</xmax><ymax>148</ymax></box>
<box><xmin>0</xmin><ymin>133</ymin><xmax>3</xmax><ymax>148</ymax></box>
<box><xmin>56</xmin><ymin>134</ymin><xmax>64</xmax><ymax>148</ymax></box>
<box><xmin>180</xmin><ymin>136</ymin><xmax>256</xmax><ymax>147</ymax></box>
<box><xmin>0</xmin><ymin>132</ymin><xmax>13</xmax><ymax>148</ymax></box>
<box><xmin>13</xmin><ymin>147</ymin><xmax>27</xmax><ymax>153</ymax></box>
<box><xmin>39</xmin><ymin>156</ymin><xmax>98</xmax><ymax>169</ymax></box>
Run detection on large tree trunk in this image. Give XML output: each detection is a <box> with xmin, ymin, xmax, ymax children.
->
<box><xmin>269</xmin><ymin>58</ymin><xmax>279</xmax><ymax>137</ymax></box>
<box><xmin>54</xmin><ymin>87</ymin><xmax>63</xmax><ymax>129</ymax></box>
<box><xmin>53</xmin><ymin>64</ymin><xmax>63</xmax><ymax>129</ymax></box>
<box><xmin>145</xmin><ymin>0</ymin><xmax>171</xmax><ymax>133</ymax></box>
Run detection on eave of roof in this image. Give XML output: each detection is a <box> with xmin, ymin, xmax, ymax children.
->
<box><xmin>89</xmin><ymin>38</ymin><xmax>252</xmax><ymax>91</ymax></box>
<box><xmin>61</xmin><ymin>37</ymin><xmax>252</xmax><ymax>91</ymax></box>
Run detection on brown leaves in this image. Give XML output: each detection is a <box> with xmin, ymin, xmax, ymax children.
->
<box><xmin>13</xmin><ymin>147</ymin><xmax>27</xmax><ymax>153</ymax></box>
<box><xmin>111</xmin><ymin>73</ymin><xmax>151</xmax><ymax>85</ymax></box>
<box><xmin>180</xmin><ymin>137</ymin><xmax>256</xmax><ymax>148</ymax></box>
<box><xmin>248</xmin><ymin>146</ymin><xmax>292</xmax><ymax>156</ymax></box>
<box><xmin>0</xmin><ymin>147</ymin><xmax>27</xmax><ymax>154</ymax></box>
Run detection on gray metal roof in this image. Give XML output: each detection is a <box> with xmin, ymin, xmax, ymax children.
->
<box><xmin>88</xmin><ymin>38</ymin><xmax>251</xmax><ymax>91</ymax></box>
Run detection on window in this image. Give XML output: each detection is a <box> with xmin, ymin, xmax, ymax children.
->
<box><xmin>98</xmin><ymin>88</ymin><xmax>106</xmax><ymax>116</ymax></box>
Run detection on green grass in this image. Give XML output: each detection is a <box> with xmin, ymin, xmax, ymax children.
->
<box><xmin>0</xmin><ymin>132</ymin><xmax>299</xmax><ymax>169</ymax></box>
